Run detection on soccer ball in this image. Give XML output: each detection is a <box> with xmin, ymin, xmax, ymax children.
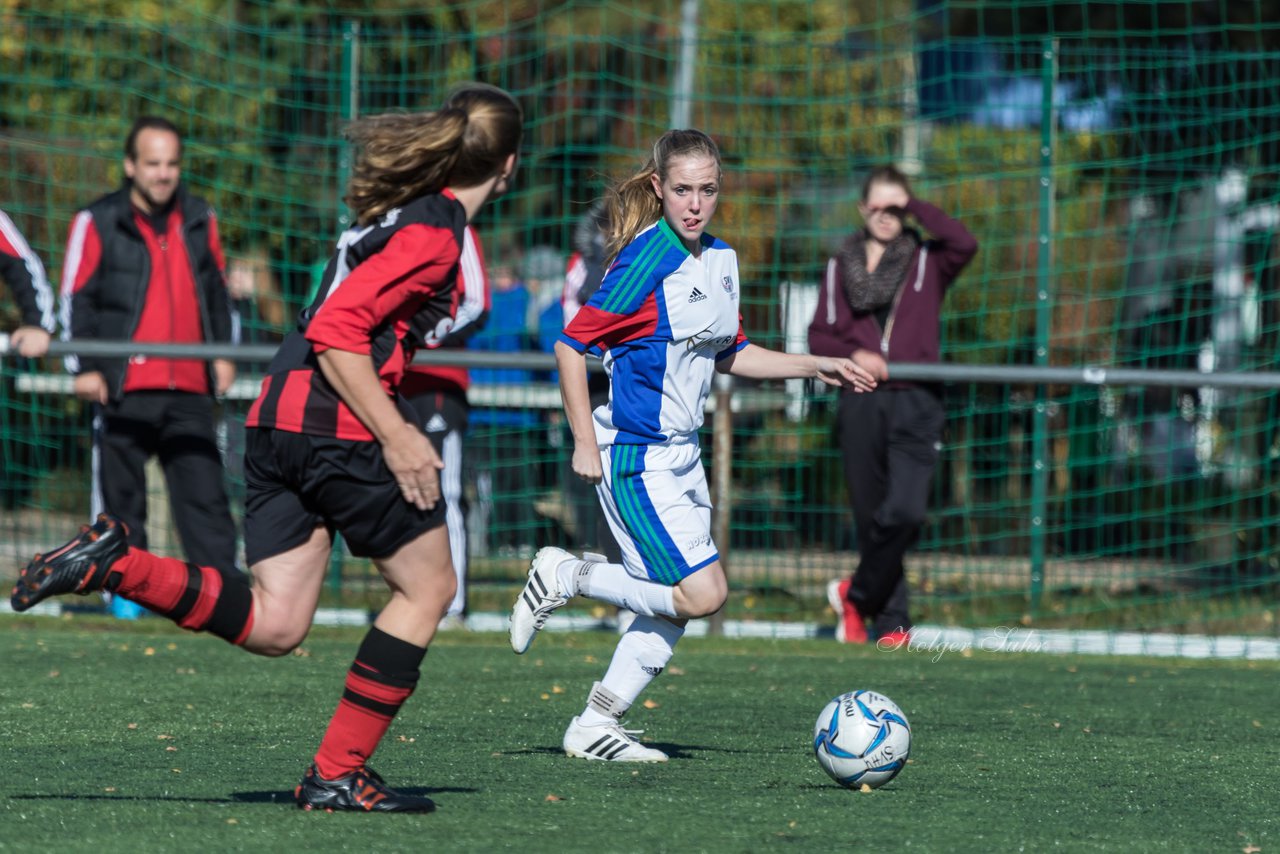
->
<box><xmin>812</xmin><ymin>689</ymin><xmax>911</xmax><ymax>789</ymax></box>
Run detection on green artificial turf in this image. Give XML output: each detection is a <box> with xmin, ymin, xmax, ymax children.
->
<box><xmin>1</xmin><ymin>616</ymin><xmax>1275</xmax><ymax>853</ymax></box>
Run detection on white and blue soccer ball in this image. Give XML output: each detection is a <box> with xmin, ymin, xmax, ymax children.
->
<box><xmin>812</xmin><ymin>689</ymin><xmax>911</xmax><ymax>789</ymax></box>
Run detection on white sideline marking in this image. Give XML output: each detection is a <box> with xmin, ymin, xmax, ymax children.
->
<box><xmin>3</xmin><ymin>606</ymin><xmax>1277</xmax><ymax>660</ymax></box>
<box><xmin>0</xmin><ymin>600</ymin><xmax>62</xmax><ymax>617</ymax></box>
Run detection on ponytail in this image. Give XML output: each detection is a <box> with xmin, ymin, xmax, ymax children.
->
<box><xmin>604</xmin><ymin>164</ymin><xmax>662</xmax><ymax>263</ymax></box>
<box><xmin>345</xmin><ymin>111</ymin><xmax>468</xmax><ymax>225</ymax></box>
<box><xmin>344</xmin><ymin>83</ymin><xmax>523</xmax><ymax>226</ymax></box>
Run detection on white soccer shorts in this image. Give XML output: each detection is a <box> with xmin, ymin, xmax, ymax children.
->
<box><xmin>596</xmin><ymin>441</ymin><xmax>719</xmax><ymax>585</ymax></box>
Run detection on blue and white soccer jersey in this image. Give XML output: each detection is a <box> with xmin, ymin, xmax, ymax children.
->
<box><xmin>559</xmin><ymin>219</ymin><xmax>750</xmax><ymax>583</ymax></box>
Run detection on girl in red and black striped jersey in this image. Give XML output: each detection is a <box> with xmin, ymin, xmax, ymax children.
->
<box><xmin>11</xmin><ymin>83</ymin><xmax>524</xmax><ymax>813</ymax></box>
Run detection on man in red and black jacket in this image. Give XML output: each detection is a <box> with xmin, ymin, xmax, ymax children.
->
<box><xmin>0</xmin><ymin>208</ymin><xmax>55</xmax><ymax>358</ymax></box>
<box><xmin>59</xmin><ymin>115</ymin><xmax>239</xmax><ymax>572</ymax></box>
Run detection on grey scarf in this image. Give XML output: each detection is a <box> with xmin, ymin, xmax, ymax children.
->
<box><xmin>837</xmin><ymin>228</ymin><xmax>921</xmax><ymax>313</ymax></box>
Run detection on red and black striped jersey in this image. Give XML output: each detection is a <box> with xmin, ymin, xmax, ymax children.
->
<box><xmin>246</xmin><ymin>191</ymin><xmax>466</xmax><ymax>440</ymax></box>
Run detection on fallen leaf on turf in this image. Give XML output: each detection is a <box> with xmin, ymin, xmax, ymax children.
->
<box><xmin>1252</xmin><ymin>720</ymin><xmax>1262</xmax><ymax>728</ymax></box>
<box><xmin>158</xmin><ymin>734</ymin><xmax>174</xmax><ymax>740</ymax></box>
<box><xmin>668</xmin><ymin>666</ymin><xmax>685</xmax><ymax>676</ymax></box>
<box><xmin>167</xmin><ymin>643</ymin><xmax>177</xmax><ymax>651</ymax></box>
<box><xmin>47</xmin><ymin>670</ymin><xmax>59</xmax><ymax>678</ymax></box>
<box><xmin>584</xmin><ymin>655</ymin><xmax>598</xmax><ymax>664</ymax></box>
<box><xmin>127</xmin><ymin>723</ymin><xmax>138</xmax><ymax>730</ymax></box>
<box><xmin>788</xmin><ymin>821</ymin><xmax>797</xmax><ymax>828</ymax></box>
<box><xmin>165</xmin><ymin>746</ymin><xmax>178</xmax><ymax>752</ymax></box>
<box><xmin>104</xmin><ymin>787</ymin><xmax>116</xmax><ymax>793</ymax></box>
<box><xmin>171</xmin><ymin>769</ymin><xmax>181</xmax><ymax>773</ymax></box>
<box><xmin>552</xmin><ymin>685</ymin><xmax>564</xmax><ymax>694</ymax></box>
<box><xmin>292</xmin><ymin>647</ymin><xmax>310</xmax><ymax>658</ymax></box>
<box><xmin>1053</xmin><ymin>722</ymin><xmax>1061</xmax><ymax>729</ymax></box>
<box><xmin>20</xmin><ymin>703</ymin><xmax>33</xmax><ymax>709</ymax></box>
<box><xmin>226</xmin><ymin>819</ymin><xmax>238</xmax><ymax>825</ymax></box>
<box><xmin>540</xmin><ymin>693</ymin><xmax>551</xmax><ymax>700</ymax></box>
<box><xmin>144</xmin><ymin>647</ymin><xmax>155</xmax><ymax>656</ymax></box>
<box><xmin>545</xmin><ymin>794</ymin><xmax>563</xmax><ymax>802</ymax></box>
<box><xmin>860</xmin><ymin>784</ymin><xmax>873</xmax><ymax>793</ymax></box>
<box><xmin>1242</xmin><ymin>846</ymin><xmax>1260</xmax><ymax>854</ymax></box>
<box><xmin>642</xmin><ymin>699</ymin><xmax>660</xmax><ymax>709</ymax></box>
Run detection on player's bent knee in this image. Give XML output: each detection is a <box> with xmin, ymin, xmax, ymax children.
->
<box><xmin>677</xmin><ymin>579</ymin><xmax>729</xmax><ymax>619</ymax></box>
<box><xmin>243</xmin><ymin>619</ymin><xmax>310</xmax><ymax>657</ymax></box>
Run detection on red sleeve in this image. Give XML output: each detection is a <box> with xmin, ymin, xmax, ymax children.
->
<box><xmin>0</xmin><ymin>227</ymin><xmax>19</xmax><ymax>258</ymax></box>
<box><xmin>559</xmin><ymin>293</ymin><xmax>660</xmax><ymax>353</ymax></box>
<box><xmin>306</xmin><ymin>222</ymin><xmax>460</xmax><ymax>355</ymax></box>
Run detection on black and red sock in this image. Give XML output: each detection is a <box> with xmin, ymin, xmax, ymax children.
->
<box><xmin>313</xmin><ymin>626</ymin><xmax>427</xmax><ymax>780</ymax></box>
<box><xmin>109</xmin><ymin>549</ymin><xmax>254</xmax><ymax>645</ymax></box>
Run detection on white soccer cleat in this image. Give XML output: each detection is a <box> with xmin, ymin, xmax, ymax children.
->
<box><xmin>562</xmin><ymin>716</ymin><xmax>668</xmax><ymax>763</ymax></box>
<box><xmin>509</xmin><ymin>546</ymin><xmax>574</xmax><ymax>654</ymax></box>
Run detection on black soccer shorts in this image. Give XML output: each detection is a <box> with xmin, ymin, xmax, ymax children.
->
<box><xmin>242</xmin><ymin>427</ymin><xmax>447</xmax><ymax>566</ymax></box>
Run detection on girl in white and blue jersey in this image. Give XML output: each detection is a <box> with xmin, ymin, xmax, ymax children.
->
<box><xmin>510</xmin><ymin>129</ymin><xmax>877</xmax><ymax>762</ymax></box>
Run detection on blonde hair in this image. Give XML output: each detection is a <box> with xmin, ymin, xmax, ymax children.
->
<box><xmin>604</xmin><ymin>128</ymin><xmax>722</xmax><ymax>262</ymax></box>
<box><xmin>345</xmin><ymin>82</ymin><xmax>523</xmax><ymax>225</ymax></box>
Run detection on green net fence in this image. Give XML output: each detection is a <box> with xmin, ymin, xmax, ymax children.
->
<box><xmin>3</xmin><ymin>1</ymin><xmax>1280</xmax><ymax>645</ymax></box>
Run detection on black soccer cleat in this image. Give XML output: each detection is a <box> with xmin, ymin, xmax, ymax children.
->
<box><xmin>10</xmin><ymin>514</ymin><xmax>129</xmax><ymax>612</ymax></box>
<box><xmin>294</xmin><ymin>764</ymin><xmax>437</xmax><ymax>813</ymax></box>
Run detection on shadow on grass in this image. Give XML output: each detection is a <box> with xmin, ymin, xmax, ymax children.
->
<box><xmin>509</xmin><ymin>743</ymin><xmax>735</xmax><ymax>760</ymax></box>
<box><xmin>11</xmin><ymin>786</ymin><xmax>478</xmax><ymax>804</ymax></box>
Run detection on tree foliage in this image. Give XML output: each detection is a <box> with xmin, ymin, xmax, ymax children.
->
<box><xmin>0</xmin><ymin>0</ymin><xmax>1271</xmax><ymax>359</ymax></box>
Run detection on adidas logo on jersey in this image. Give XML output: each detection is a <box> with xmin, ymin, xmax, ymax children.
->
<box><xmin>688</xmin><ymin>287</ymin><xmax>707</xmax><ymax>303</ymax></box>
<box><xmin>425</xmin><ymin>414</ymin><xmax>448</xmax><ymax>433</ymax></box>
<box><xmin>640</xmin><ymin>665</ymin><xmax>664</xmax><ymax>677</ymax></box>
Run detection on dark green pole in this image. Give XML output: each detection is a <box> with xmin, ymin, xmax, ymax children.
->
<box><xmin>1030</xmin><ymin>39</ymin><xmax>1056</xmax><ymax>612</ymax></box>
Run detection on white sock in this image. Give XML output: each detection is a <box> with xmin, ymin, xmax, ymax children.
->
<box><xmin>580</xmin><ymin>615</ymin><xmax>686</xmax><ymax>726</ymax></box>
<box><xmin>569</xmin><ymin>560</ymin><xmax>677</xmax><ymax>617</ymax></box>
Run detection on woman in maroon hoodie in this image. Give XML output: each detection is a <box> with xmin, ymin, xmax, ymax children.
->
<box><xmin>808</xmin><ymin>165</ymin><xmax>978</xmax><ymax>646</ymax></box>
